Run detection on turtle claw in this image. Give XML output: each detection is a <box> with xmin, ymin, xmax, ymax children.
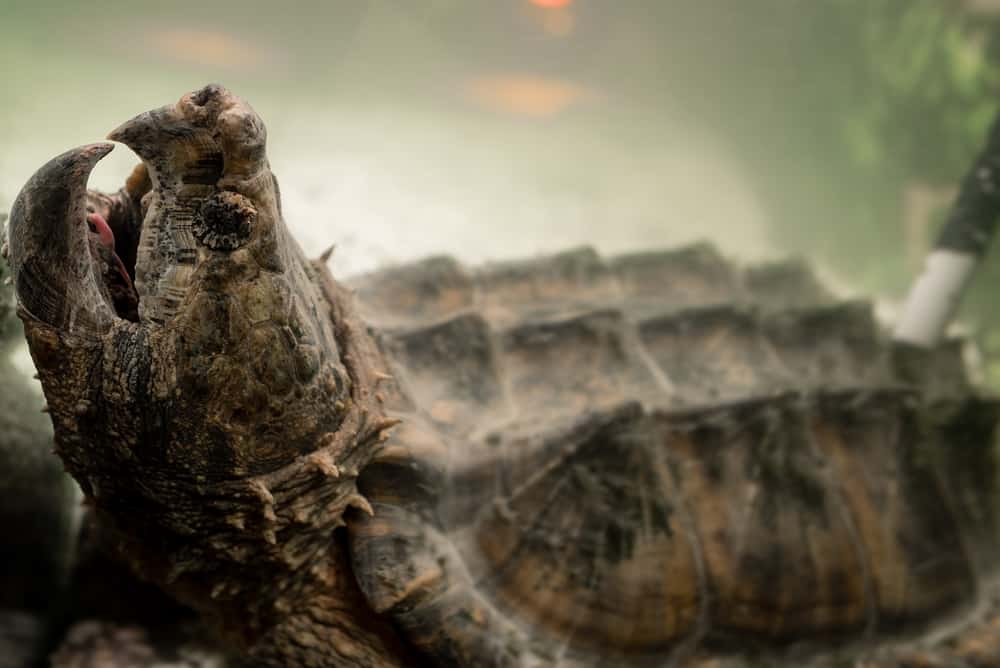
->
<box><xmin>7</xmin><ymin>143</ymin><xmax>118</xmax><ymax>335</ymax></box>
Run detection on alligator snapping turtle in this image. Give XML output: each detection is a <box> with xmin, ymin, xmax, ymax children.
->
<box><xmin>5</xmin><ymin>85</ymin><xmax>1000</xmax><ymax>667</ymax></box>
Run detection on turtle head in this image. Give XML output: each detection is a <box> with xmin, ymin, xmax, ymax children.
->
<box><xmin>6</xmin><ymin>85</ymin><xmax>400</xmax><ymax>659</ymax></box>
<box><xmin>6</xmin><ymin>85</ymin><xmax>354</xmax><ymax>508</ymax></box>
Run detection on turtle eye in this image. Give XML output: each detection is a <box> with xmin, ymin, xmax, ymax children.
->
<box><xmin>87</xmin><ymin>219</ymin><xmax>97</xmax><ymax>233</ymax></box>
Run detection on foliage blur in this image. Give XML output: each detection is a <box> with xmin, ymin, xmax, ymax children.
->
<box><xmin>706</xmin><ymin>1</ymin><xmax>1000</xmax><ymax>379</ymax></box>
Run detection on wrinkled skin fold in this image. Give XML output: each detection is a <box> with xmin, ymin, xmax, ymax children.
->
<box><xmin>6</xmin><ymin>85</ymin><xmax>411</xmax><ymax>666</ymax></box>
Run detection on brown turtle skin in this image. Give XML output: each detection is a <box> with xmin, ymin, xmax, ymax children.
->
<box><xmin>5</xmin><ymin>85</ymin><xmax>1000</xmax><ymax>667</ymax></box>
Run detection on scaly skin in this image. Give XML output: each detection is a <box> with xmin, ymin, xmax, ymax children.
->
<box><xmin>6</xmin><ymin>85</ymin><xmax>413</xmax><ymax>666</ymax></box>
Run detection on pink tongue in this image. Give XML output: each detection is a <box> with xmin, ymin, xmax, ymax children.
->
<box><xmin>87</xmin><ymin>212</ymin><xmax>134</xmax><ymax>292</ymax></box>
<box><xmin>87</xmin><ymin>212</ymin><xmax>115</xmax><ymax>250</ymax></box>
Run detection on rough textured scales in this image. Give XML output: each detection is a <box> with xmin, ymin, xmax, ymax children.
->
<box><xmin>4</xmin><ymin>86</ymin><xmax>1000</xmax><ymax>667</ymax></box>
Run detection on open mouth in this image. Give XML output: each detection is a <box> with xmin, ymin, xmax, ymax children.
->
<box><xmin>7</xmin><ymin>84</ymin><xmax>269</xmax><ymax>335</ymax></box>
<box><xmin>84</xmin><ymin>185</ymin><xmax>144</xmax><ymax>322</ymax></box>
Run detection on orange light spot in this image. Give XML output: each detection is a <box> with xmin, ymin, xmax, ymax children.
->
<box><xmin>541</xmin><ymin>8</ymin><xmax>575</xmax><ymax>36</ymax></box>
<box><xmin>146</xmin><ymin>28</ymin><xmax>268</xmax><ymax>70</ymax></box>
<box><xmin>462</xmin><ymin>74</ymin><xmax>599</xmax><ymax>118</ymax></box>
<box><xmin>530</xmin><ymin>0</ymin><xmax>574</xmax><ymax>8</ymax></box>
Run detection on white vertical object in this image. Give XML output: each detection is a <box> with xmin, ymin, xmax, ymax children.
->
<box><xmin>893</xmin><ymin>249</ymin><xmax>978</xmax><ymax>347</ymax></box>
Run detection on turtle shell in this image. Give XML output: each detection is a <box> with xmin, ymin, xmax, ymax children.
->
<box><xmin>344</xmin><ymin>243</ymin><xmax>1000</xmax><ymax>667</ymax></box>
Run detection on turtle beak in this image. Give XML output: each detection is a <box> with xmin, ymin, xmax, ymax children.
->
<box><xmin>7</xmin><ymin>143</ymin><xmax>118</xmax><ymax>335</ymax></box>
<box><xmin>106</xmin><ymin>104</ymin><xmax>178</xmax><ymax>163</ymax></box>
<box><xmin>106</xmin><ymin>84</ymin><xmax>268</xmax><ymax>192</ymax></box>
<box><xmin>102</xmin><ymin>84</ymin><xmax>285</xmax><ymax>325</ymax></box>
<box><xmin>106</xmin><ymin>100</ymin><xmax>223</xmax><ymax>189</ymax></box>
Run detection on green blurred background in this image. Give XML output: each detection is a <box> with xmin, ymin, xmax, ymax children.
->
<box><xmin>4</xmin><ymin>0</ymin><xmax>1000</xmax><ymax>365</ymax></box>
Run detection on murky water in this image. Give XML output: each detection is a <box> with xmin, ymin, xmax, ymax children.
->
<box><xmin>0</xmin><ymin>1</ymin><xmax>772</xmax><ymax>279</ymax></box>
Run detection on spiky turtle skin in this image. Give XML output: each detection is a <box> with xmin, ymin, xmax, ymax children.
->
<box><xmin>4</xmin><ymin>86</ymin><xmax>1000</xmax><ymax>667</ymax></box>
